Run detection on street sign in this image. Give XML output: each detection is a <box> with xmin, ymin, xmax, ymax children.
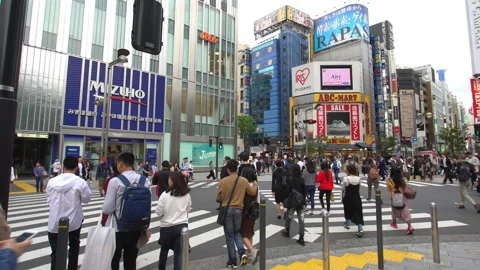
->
<box><xmin>412</xmin><ymin>137</ymin><xmax>418</xmax><ymax>144</ymax></box>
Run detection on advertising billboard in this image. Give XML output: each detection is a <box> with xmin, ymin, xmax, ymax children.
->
<box><xmin>315</xmin><ymin>93</ymin><xmax>361</xmax><ymax>103</ymax></box>
<box><xmin>254</xmin><ymin>7</ymin><xmax>287</xmax><ymax>35</ymax></box>
<box><xmin>63</xmin><ymin>56</ymin><xmax>165</xmax><ymax>132</ymax></box>
<box><xmin>292</xmin><ymin>61</ymin><xmax>362</xmax><ymax>97</ymax></box>
<box><xmin>466</xmin><ymin>0</ymin><xmax>480</xmax><ymax>76</ymax></box>
<box><xmin>471</xmin><ymin>78</ymin><xmax>480</xmax><ymax>119</ymax></box>
<box><xmin>315</xmin><ymin>104</ymin><xmax>361</xmax><ymax>141</ymax></box>
<box><xmin>320</xmin><ymin>65</ymin><xmax>353</xmax><ymax>89</ymax></box>
<box><xmin>313</xmin><ymin>4</ymin><xmax>369</xmax><ymax>52</ymax></box>
<box><xmin>286</xmin><ymin>6</ymin><xmax>313</xmax><ymax>29</ymax></box>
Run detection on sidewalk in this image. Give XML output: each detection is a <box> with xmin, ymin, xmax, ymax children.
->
<box><xmin>216</xmin><ymin>242</ymin><xmax>480</xmax><ymax>270</ymax></box>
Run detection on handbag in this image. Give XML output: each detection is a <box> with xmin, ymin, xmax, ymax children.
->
<box><xmin>330</xmin><ymin>191</ymin><xmax>335</xmax><ymax>202</ymax></box>
<box><xmin>80</xmin><ymin>214</ymin><xmax>116</xmax><ymax>270</ymax></box>
<box><xmin>217</xmin><ymin>175</ymin><xmax>240</xmax><ymax>226</ymax></box>
<box><xmin>283</xmin><ymin>189</ymin><xmax>304</xmax><ymax>209</ymax></box>
<box><xmin>404</xmin><ymin>185</ymin><xmax>417</xmax><ymax>199</ymax></box>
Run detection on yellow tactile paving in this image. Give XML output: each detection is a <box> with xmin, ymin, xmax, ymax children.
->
<box><xmin>271</xmin><ymin>249</ymin><xmax>424</xmax><ymax>269</ymax></box>
<box><xmin>10</xmin><ymin>181</ymin><xmax>37</xmax><ymax>194</ymax></box>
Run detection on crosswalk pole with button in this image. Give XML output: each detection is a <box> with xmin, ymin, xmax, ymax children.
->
<box><xmin>180</xmin><ymin>227</ymin><xmax>190</xmax><ymax>270</ymax></box>
<box><xmin>322</xmin><ymin>209</ymin><xmax>330</xmax><ymax>270</ymax></box>
<box><xmin>260</xmin><ymin>197</ymin><xmax>266</xmax><ymax>270</ymax></box>
<box><xmin>375</xmin><ymin>189</ymin><xmax>384</xmax><ymax>270</ymax></box>
<box><xmin>55</xmin><ymin>217</ymin><xmax>69</xmax><ymax>270</ymax></box>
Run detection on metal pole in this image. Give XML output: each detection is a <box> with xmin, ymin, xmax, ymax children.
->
<box><xmin>375</xmin><ymin>189</ymin><xmax>384</xmax><ymax>269</ymax></box>
<box><xmin>431</xmin><ymin>202</ymin><xmax>440</xmax><ymax>264</ymax></box>
<box><xmin>305</xmin><ymin>109</ymin><xmax>309</xmax><ymax>157</ymax></box>
<box><xmin>322</xmin><ymin>209</ymin><xmax>330</xmax><ymax>270</ymax></box>
<box><xmin>259</xmin><ymin>198</ymin><xmax>266</xmax><ymax>270</ymax></box>
<box><xmin>215</xmin><ymin>136</ymin><xmax>219</xmax><ymax>179</ymax></box>
<box><xmin>55</xmin><ymin>217</ymin><xmax>70</xmax><ymax>270</ymax></box>
<box><xmin>216</xmin><ymin>94</ymin><xmax>221</xmax><ymax>175</ymax></box>
<box><xmin>0</xmin><ymin>0</ymin><xmax>28</xmax><ymax>217</ymax></box>
<box><xmin>180</xmin><ymin>227</ymin><xmax>190</xmax><ymax>270</ymax></box>
<box><xmin>102</xmin><ymin>65</ymin><xmax>113</xmax><ymax>159</ymax></box>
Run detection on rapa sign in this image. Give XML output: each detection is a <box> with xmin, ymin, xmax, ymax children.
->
<box><xmin>292</xmin><ymin>62</ymin><xmax>315</xmax><ymax>97</ymax></box>
<box><xmin>313</xmin><ymin>4</ymin><xmax>370</xmax><ymax>52</ymax></box>
<box><xmin>62</xmin><ymin>56</ymin><xmax>165</xmax><ymax>132</ymax></box>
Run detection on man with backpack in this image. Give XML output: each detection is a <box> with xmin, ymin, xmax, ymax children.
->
<box><xmin>331</xmin><ymin>156</ymin><xmax>342</xmax><ymax>184</ymax></box>
<box><xmin>238</xmin><ymin>153</ymin><xmax>260</xmax><ymax>265</ymax></box>
<box><xmin>102</xmin><ymin>152</ymin><xmax>151</xmax><ymax>270</ymax></box>
<box><xmin>96</xmin><ymin>157</ymin><xmax>112</xmax><ymax>197</ymax></box>
<box><xmin>455</xmin><ymin>154</ymin><xmax>480</xmax><ymax>212</ymax></box>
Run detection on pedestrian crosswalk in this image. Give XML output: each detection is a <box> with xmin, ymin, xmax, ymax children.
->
<box><xmin>359</xmin><ymin>179</ymin><xmax>448</xmax><ymax>188</ymax></box>
<box><xmin>259</xmin><ymin>188</ymin><xmax>468</xmax><ymax>239</ymax></box>
<box><xmin>188</xmin><ymin>181</ymin><xmax>220</xmax><ymax>188</ymax></box>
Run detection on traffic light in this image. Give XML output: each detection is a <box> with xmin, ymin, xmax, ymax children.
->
<box><xmin>219</xmin><ymin>141</ymin><xmax>223</xmax><ymax>149</ymax></box>
<box><xmin>303</xmin><ymin>119</ymin><xmax>317</xmax><ymax>124</ymax></box>
<box><xmin>132</xmin><ymin>0</ymin><xmax>164</xmax><ymax>55</ymax></box>
<box><xmin>277</xmin><ymin>139</ymin><xmax>281</xmax><ymax>144</ymax></box>
<box><xmin>209</xmin><ymin>138</ymin><xmax>212</xmax><ymax>147</ymax></box>
<box><xmin>475</xmin><ymin>124</ymin><xmax>480</xmax><ymax>136</ymax></box>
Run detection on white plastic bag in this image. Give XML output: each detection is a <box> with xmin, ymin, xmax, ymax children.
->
<box><xmin>80</xmin><ymin>214</ymin><xmax>116</xmax><ymax>270</ymax></box>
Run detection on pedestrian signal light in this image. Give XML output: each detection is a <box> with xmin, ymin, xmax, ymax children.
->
<box><xmin>132</xmin><ymin>0</ymin><xmax>164</xmax><ymax>55</ymax></box>
<box><xmin>475</xmin><ymin>124</ymin><xmax>480</xmax><ymax>136</ymax></box>
<box><xmin>303</xmin><ymin>119</ymin><xmax>317</xmax><ymax>124</ymax></box>
<box><xmin>219</xmin><ymin>141</ymin><xmax>223</xmax><ymax>149</ymax></box>
<box><xmin>209</xmin><ymin>138</ymin><xmax>212</xmax><ymax>147</ymax></box>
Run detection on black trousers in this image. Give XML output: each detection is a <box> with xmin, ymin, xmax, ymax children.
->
<box><xmin>206</xmin><ymin>169</ymin><xmax>216</xmax><ymax>180</ymax></box>
<box><xmin>158</xmin><ymin>224</ymin><xmax>188</xmax><ymax>270</ymax></box>
<box><xmin>48</xmin><ymin>226</ymin><xmax>81</xmax><ymax>270</ymax></box>
<box><xmin>443</xmin><ymin>168</ymin><xmax>453</xmax><ymax>183</ymax></box>
<box><xmin>319</xmin><ymin>190</ymin><xmax>332</xmax><ymax>212</ymax></box>
<box><xmin>111</xmin><ymin>231</ymin><xmax>142</xmax><ymax>270</ymax></box>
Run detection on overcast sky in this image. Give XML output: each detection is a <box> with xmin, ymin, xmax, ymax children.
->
<box><xmin>238</xmin><ymin>0</ymin><xmax>473</xmax><ymax>108</ymax></box>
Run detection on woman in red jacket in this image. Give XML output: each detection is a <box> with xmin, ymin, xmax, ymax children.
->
<box><xmin>316</xmin><ymin>161</ymin><xmax>334</xmax><ymax>212</ymax></box>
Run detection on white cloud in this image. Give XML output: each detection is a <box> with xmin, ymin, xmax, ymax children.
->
<box><xmin>238</xmin><ymin>0</ymin><xmax>474</xmax><ymax>107</ymax></box>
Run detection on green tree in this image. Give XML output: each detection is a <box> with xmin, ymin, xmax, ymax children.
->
<box><xmin>301</xmin><ymin>136</ymin><xmax>329</xmax><ymax>158</ymax></box>
<box><xmin>375</xmin><ymin>135</ymin><xmax>396</xmax><ymax>157</ymax></box>
<box><xmin>438</xmin><ymin>126</ymin><xmax>466</xmax><ymax>155</ymax></box>
<box><xmin>237</xmin><ymin>115</ymin><xmax>258</xmax><ymax>154</ymax></box>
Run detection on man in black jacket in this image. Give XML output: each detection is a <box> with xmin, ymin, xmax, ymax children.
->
<box><xmin>152</xmin><ymin>160</ymin><xmax>171</xmax><ymax>197</ymax></box>
<box><xmin>441</xmin><ymin>153</ymin><xmax>453</xmax><ymax>184</ymax></box>
<box><xmin>217</xmin><ymin>156</ymin><xmax>231</xmax><ymax>210</ymax></box>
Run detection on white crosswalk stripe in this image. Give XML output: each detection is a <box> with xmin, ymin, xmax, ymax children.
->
<box><xmin>259</xmin><ymin>189</ymin><xmax>468</xmax><ymax>239</ymax></box>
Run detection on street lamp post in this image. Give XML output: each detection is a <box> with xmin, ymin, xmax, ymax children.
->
<box><xmin>100</xmin><ymin>49</ymin><xmax>129</xmax><ymax>160</ymax></box>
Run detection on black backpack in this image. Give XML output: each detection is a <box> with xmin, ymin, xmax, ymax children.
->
<box><xmin>241</xmin><ymin>165</ymin><xmax>260</xmax><ymax>220</ymax></box>
<box><xmin>457</xmin><ymin>162</ymin><xmax>472</xmax><ymax>182</ymax></box>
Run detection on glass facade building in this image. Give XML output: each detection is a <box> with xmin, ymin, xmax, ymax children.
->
<box><xmin>14</xmin><ymin>0</ymin><xmax>238</xmax><ymax>173</ymax></box>
<box><xmin>250</xmin><ymin>29</ymin><xmax>308</xmax><ymax>143</ymax></box>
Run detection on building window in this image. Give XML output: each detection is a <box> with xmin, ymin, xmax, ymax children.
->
<box><xmin>184</xmin><ymin>25</ymin><xmax>190</xmax><ymax>39</ymax></box>
<box><xmin>113</xmin><ymin>0</ymin><xmax>127</xmax><ymax>52</ymax></box>
<box><xmin>232</xmin><ymin>0</ymin><xmax>237</xmax><ymax>8</ymax></box>
<box><xmin>132</xmin><ymin>52</ymin><xmax>142</xmax><ymax>69</ymax></box>
<box><xmin>42</xmin><ymin>0</ymin><xmax>61</xmax><ymax>50</ymax></box>
<box><xmin>168</xmin><ymin>19</ymin><xmax>175</xmax><ymax>34</ymax></box>
<box><xmin>68</xmin><ymin>0</ymin><xmax>85</xmax><ymax>55</ymax></box>
<box><xmin>24</xmin><ymin>0</ymin><xmax>33</xmax><ymax>44</ymax></box>
<box><xmin>91</xmin><ymin>0</ymin><xmax>107</xmax><ymax>60</ymax></box>
<box><xmin>240</xmin><ymin>78</ymin><xmax>244</xmax><ymax>87</ymax></box>
<box><xmin>92</xmin><ymin>44</ymin><xmax>104</xmax><ymax>60</ymax></box>
<box><xmin>240</xmin><ymin>65</ymin><xmax>244</xmax><ymax>74</ymax></box>
<box><xmin>150</xmin><ymin>59</ymin><xmax>159</xmax><ymax>73</ymax></box>
<box><xmin>221</xmin><ymin>0</ymin><xmax>227</xmax><ymax>12</ymax></box>
<box><xmin>184</xmin><ymin>0</ymin><xmax>191</xmax><ymax>25</ymax></box>
<box><xmin>210</xmin><ymin>0</ymin><xmax>216</xmax><ymax>7</ymax></box>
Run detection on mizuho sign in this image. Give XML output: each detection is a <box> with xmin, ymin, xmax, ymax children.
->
<box><xmin>89</xmin><ymin>81</ymin><xmax>146</xmax><ymax>99</ymax></box>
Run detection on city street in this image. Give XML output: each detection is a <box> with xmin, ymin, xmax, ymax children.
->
<box><xmin>8</xmin><ymin>173</ymin><xmax>480</xmax><ymax>270</ymax></box>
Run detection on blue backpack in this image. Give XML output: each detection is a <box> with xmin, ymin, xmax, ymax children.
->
<box><xmin>114</xmin><ymin>174</ymin><xmax>151</xmax><ymax>232</ymax></box>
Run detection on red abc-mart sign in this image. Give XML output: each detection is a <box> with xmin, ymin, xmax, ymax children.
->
<box><xmin>471</xmin><ymin>78</ymin><xmax>480</xmax><ymax>119</ymax></box>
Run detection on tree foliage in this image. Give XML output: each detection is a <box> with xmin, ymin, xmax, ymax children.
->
<box><xmin>301</xmin><ymin>137</ymin><xmax>329</xmax><ymax>158</ymax></box>
<box><xmin>237</xmin><ymin>115</ymin><xmax>258</xmax><ymax>153</ymax></box>
<box><xmin>375</xmin><ymin>135</ymin><xmax>396</xmax><ymax>157</ymax></box>
<box><xmin>438</xmin><ymin>126</ymin><xmax>466</xmax><ymax>155</ymax></box>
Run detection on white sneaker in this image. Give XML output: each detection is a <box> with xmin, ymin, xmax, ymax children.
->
<box><xmin>251</xmin><ymin>249</ymin><xmax>259</xmax><ymax>265</ymax></box>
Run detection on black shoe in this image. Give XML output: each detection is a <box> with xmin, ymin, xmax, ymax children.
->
<box><xmin>226</xmin><ymin>262</ymin><xmax>238</xmax><ymax>269</ymax></box>
<box><xmin>281</xmin><ymin>229</ymin><xmax>290</xmax><ymax>238</ymax></box>
<box><xmin>216</xmin><ymin>207</ymin><xmax>220</xmax><ymax>210</ymax></box>
<box><xmin>296</xmin><ymin>234</ymin><xmax>305</xmax><ymax>246</ymax></box>
<box><xmin>277</xmin><ymin>215</ymin><xmax>281</xmax><ymax>219</ymax></box>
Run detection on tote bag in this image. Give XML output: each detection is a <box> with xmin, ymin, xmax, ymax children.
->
<box><xmin>80</xmin><ymin>214</ymin><xmax>116</xmax><ymax>270</ymax></box>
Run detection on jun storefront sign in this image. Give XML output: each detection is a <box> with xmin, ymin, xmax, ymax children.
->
<box><xmin>63</xmin><ymin>56</ymin><xmax>165</xmax><ymax>132</ymax></box>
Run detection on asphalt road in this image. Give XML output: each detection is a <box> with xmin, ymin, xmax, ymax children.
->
<box><xmin>8</xmin><ymin>173</ymin><xmax>480</xmax><ymax>270</ymax></box>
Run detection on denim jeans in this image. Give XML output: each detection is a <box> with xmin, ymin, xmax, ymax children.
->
<box><xmin>333</xmin><ymin>169</ymin><xmax>340</xmax><ymax>184</ymax></box>
<box><xmin>285</xmin><ymin>206</ymin><xmax>305</xmax><ymax>235</ymax></box>
<box><xmin>345</xmin><ymin>219</ymin><xmax>363</xmax><ymax>230</ymax></box>
<box><xmin>306</xmin><ymin>185</ymin><xmax>316</xmax><ymax>210</ymax></box>
<box><xmin>224</xmin><ymin>208</ymin><xmax>246</xmax><ymax>264</ymax></box>
<box><xmin>459</xmin><ymin>181</ymin><xmax>477</xmax><ymax>206</ymax></box>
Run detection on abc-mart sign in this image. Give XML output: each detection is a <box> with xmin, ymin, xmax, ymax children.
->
<box><xmin>291</xmin><ymin>61</ymin><xmax>363</xmax><ymax>97</ymax></box>
<box><xmin>62</xmin><ymin>56</ymin><xmax>165</xmax><ymax>133</ymax></box>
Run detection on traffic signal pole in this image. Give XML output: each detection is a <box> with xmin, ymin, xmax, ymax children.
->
<box><xmin>0</xmin><ymin>0</ymin><xmax>28</xmax><ymax>216</ymax></box>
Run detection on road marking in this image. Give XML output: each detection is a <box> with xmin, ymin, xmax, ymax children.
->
<box><xmin>189</xmin><ymin>182</ymin><xmax>207</xmax><ymax>188</ymax></box>
<box><xmin>9</xmin><ymin>181</ymin><xmax>37</xmax><ymax>194</ymax></box>
<box><xmin>299</xmin><ymin>213</ymin><xmax>431</xmax><ymax>223</ymax></box>
<box><xmin>292</xmin><ymin>231</ymin><xmax>321</xmax><ymax>243</ymax></box>
<box><xmin>306</xmin><ymin>220</ymin><xmax>467</xmax><ymax>234</ymax></box>
<box><xmin>202</xmin><ymin>182</ymin><xmax>219</xmax><ymax>188</ymax></box>
<box><xmin>222</xmin><ymin>224</ymin><xmax>284</xmax><ymax>247</ymax></box>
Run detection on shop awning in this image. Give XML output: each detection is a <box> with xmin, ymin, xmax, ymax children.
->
<box><xmin>356</xmin><ymin>142</ymin><xmax>372</xmax><ymax>149</ymax></box>
<box><xmin>325</xmin><ymin>144</ymin><xmax>361</xmax><ymax>150</ymax></box>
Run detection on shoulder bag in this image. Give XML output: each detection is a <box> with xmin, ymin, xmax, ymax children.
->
<box><xmin>217</xmin><ymin>175</ymin><xmax>240</xmax><ymax>226</ymax></box>
<box><xmin>404</xmin><ymin>184</ymin><xmax>417</xmax><ymax>199</ymax></box>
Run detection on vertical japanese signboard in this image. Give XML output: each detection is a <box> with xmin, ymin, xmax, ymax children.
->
<box><xmin>471</xmin><ymin>78</ymin><xmax>480</xmax><ymax>119</ymax></box>
<box><xmin>350</xmin><ymin>104</ymin><xmax>361</xmax><ymax>140</ymax></box>
<box><xmin>316</xmin><ymin>104</ymin><xmax>326</xmax><ymax>137</ymax></box>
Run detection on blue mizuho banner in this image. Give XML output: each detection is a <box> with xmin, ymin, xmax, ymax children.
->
<box><xmin>63</xmin><ymin>56</ymin><xmax>165</xmax><ymax>133</ymax></box>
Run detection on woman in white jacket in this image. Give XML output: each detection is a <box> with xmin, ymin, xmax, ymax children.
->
<box><xmin>156</xmin><ymin>171</ymin><xmax>192</xmax><ymax>270</ymax></box>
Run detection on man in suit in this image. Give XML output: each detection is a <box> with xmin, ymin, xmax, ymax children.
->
<box><xmin>441</xmin><ymin>153</ymin><xmax>453</xmax><ymax>184</ymax></box>
<box><xmin>75</xmin><ymin>156</ymin><xmax>87</xmax><ymax>182</ymax></box>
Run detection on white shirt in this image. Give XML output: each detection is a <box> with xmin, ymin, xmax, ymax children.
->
<box><xmin>469</xmin><ymin>157</ymin><xmax>480</xmax><ymax>172</ymax></box>
<box><xmin>78</xmin><ymin>163</ymin><xmax>83</xmax><ymax>176</ymax></box>
<box><xmin>151</xmin><ymin>165</ymin><xmax>159</xmax><ymax>174</ymax></box>
<box><xmin>156</xmin><ymin>191</ymin><xmax>191</xmax><ymax>227</ymax></box>
<box><xmin>297</xmin><ymin>161</ymin><xmax>305</xmax><ymax>169</ymax></box>
<box><xmin>47</xmin><ymin>173</ymin><xmax>92</xmax><ymax>233</ymax></box>
<box><xmin>10</xmin><ymin>166</ymin><xmax>15</xmax><ymax>182</ymax></box>
<box><xmin>102</xmin><ymin>170</ymin><xmax>151</xmax><ymax>231</ymax></box>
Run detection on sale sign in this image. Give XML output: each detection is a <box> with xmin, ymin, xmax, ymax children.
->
<box><xmin>316</xmin><ymin>104</ymin><xmax>326</xmax><ymax>137</ymax></box>
<box><xmin>350</xmin><ymin>104</ymin><xmax>361</xmax><ymax>140</ymax></box>
<box><xmin>471</xmin><ymin>79</ymin><xmax>480</xmax><ymax>119</ymax></box>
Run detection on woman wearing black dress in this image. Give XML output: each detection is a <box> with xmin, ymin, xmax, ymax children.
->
<box><xmin>341</xmin><ymin>164</ymin><xmax>364</xmax><ymax>238</ymax></box>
